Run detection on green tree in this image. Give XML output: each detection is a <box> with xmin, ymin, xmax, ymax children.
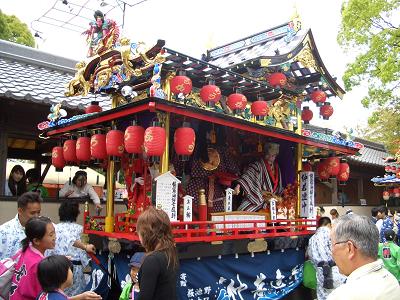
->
<box><xmin>0</xmin><ymin>10</ymin><xmax>35</xmax><ymax>47</ymax></box>
<box><xmin>338</xmin><ymin>0</ymin><xmax>400</xmax><ymax>108</ymax></box>
<box><xmin>356</xmin><ymin>106</ymin><xmax>400</xmax><ymax>154</ymax></box>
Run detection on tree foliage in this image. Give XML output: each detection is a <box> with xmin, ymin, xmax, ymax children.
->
<box><xmin>338</xmin><ymin>0</ymin><xmax>400</xmax><ymax>108</ymax></box>
<box><xmin>355</xmin><ymin>106</ymin><xmax>400</xmax><ymax>154</ymax></box>
<box><xmin>0</xmin><ymin>10</ymin><xmax>35</xmax><ymax>47</ymax></box>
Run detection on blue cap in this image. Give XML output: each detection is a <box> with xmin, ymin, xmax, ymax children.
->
<box><xmin>129</xmin><ymin>252</ymin><xmax>145</xmax><ymax>268</ymax></box>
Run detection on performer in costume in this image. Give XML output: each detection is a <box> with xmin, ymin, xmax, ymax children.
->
<box><xmin>184</xmin><ymin>123</ymin><xmax>239</xmax><ymax>218</ymax></box>
<box><xmin>234</xmin><ymin>142</ymin><xmax>283</xmax><ymax>212</ymax></box>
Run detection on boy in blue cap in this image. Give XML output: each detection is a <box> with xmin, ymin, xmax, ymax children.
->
<box><xmin>120</xmin><ymin>252</ymin><xmax>145</xmax><ymax>300</ymax></box>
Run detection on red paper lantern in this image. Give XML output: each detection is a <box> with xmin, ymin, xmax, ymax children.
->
<box><xmin>391</xmin><ymin>166</ymin><xmax>397</xmax><ymax>173</ymax></box>
<box><xmin>311</xmin><ymin>90</ymin><xmax>327</xmax><ymax>107</ymax></box>
<box><xmin>320</xmin><ymin>102</ymin><xmax>334</xmax><ymax>120</ymax></box>
<box><xmin>301</xmin><ymin>106</ymin><xmax>313</xmax><ymax>124</ymax></box>
<box><xmin>267</xmin><ymin>72</ymin><xmax>287</xmax><ymax>88</ymax></box>
<box><xmin>200</xmin><ymin>82</ymin><xmax>221</xmax><ymax>107</ymax></box>
<box><xmin>174</xmin><ymin>124</ymin><xmax>195</xmax><ymax>161</ymax></box>
<box><xmin>326</xmin><ymin>156</ymin><xmax>340</xmax><ymax>178</ymax></box>
<box><xmin>393</xmin><ymin>188</ymin><xmax>400</xmax><ymax>198</ymax></box>
<box><xmin>144</xmin><ymin>124</ymin><xmax>166</xmax><ymax>161</ymax></box>
<box><xmin>227</xmin><ymin>93</ymin><xmax>247</xmax><ymax>114</ymax></box>
<box><xmin>91</xmin><ymin>133</ymin><xmax>107</xmax><ymax>161</ymax></box>
<box><xmin>337</xmin><ymin>159</ymin><xmax>350</xmax><ymax>185</ymax></box>
<box><xmin>383</xmin><ymin>191</ymin><xmax>390</xmax><ymax>201</ymax></box>
<box><xmin>76</xmin><ymin>136</ymin><xmax>91</xmax><ymax>166</ymax></box>
<box><xmin>317</xmin><ymin>161</ymin><xmax>330</xmax><ymax>182</ymax></box>
<box><xmin>251</xmin><ymin>99</ymin><xmax>269</xmax><ymax>120</ymax></box>
<box><xmin>124</xmin><ymin>124</ymin><xmax>145</xmax><ymax>156</ymax></box>
<box><xmin>302</xmin><ymin>162</ymin><xmax>313</xmax><ymax>172</ymax></box>
<box><xmin>170</xmin><ymin>75</ymin><xmax>192</xmax><ymax>96</ymax></box>
<box><xmin>385</xmin><ymin>165</ymin><xmax>391</xmax><ymax>173</ymax></box>
<box><xmin>63</xmin><ymin>139</ymin><xmax>77</xmax><ymax>165</ymax></box>
<box><xmin>106</xmin><ymin>129</ymin><xmax>125</xmax><ymax>160</ymax></box>
<box><xmin>52</xmin><ymin>146</ymin><xmax>65</xmax><ymax>172</ymax></box>
<box><xmin>85</xmin><ymin>101</ymin><xmax>102</xmax><ymax>114</ymax></box>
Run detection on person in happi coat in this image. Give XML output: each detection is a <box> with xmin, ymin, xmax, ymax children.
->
<box><xmin>234</xmin><ymin>142</ymin><xmax>283</xmax><ymax>212</ymax></box>
<box><xmin>49</xmin><ymin>201</ymin><xmax>96</xmax><ymax>296</ymax></box>
<box><xmin>307</xmin><ymin>217</ymin><xmax>346</xmax><ymax>300</ymax></box>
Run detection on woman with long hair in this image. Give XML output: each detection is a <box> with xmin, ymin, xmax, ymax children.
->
<box><xmin>5</xmin><ymin>164</ymin><xmax>27</xmax><ymax>196</ymax></box>
<box><xmin>136</xmin><ymin>207</ymin><xmax>178</xmax><ymax>300</ymax></box>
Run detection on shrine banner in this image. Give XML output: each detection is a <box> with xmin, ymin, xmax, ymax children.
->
<box><xmin>178</xmin><ymin>249</ymin><xmax>305</xmax><ymax>300</ymax></box>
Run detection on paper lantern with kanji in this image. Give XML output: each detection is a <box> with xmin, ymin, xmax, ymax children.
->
<box><xmin>320</xmin><ymin>102</ymin><xmax>334</xmax><ymax>120</ymax></box>
<box><xmin>63</xmin><ymin>139</ymin><xmax>77</xmax><ymax>165</ymax></box>
<box><xmin>174</xmin><ymin>124</ymin><xmax>195</xmax><ymax>161</ymax></box>
<box><xmin>76</xmin><ymin>136</ymin><xmax>91</xmax><ymax>167</ymax></box>
<box><xmin>267</xmin><ymin>72</ymin><xmax>287</xmax><ymax>88</ymax></box>
<box><xmin>52</xmin><ymin>146</ymin><xmax>65</xmax><ymax>172</ymax></box>
<box><xmin>227</xmin><ymin>93</ymin><xmax>247</xmax><ymax>114</ymax></box>
<box><xmin>302</xmin><ymin>162</ymin><xmax>313</xmax><ymax>172</ymax></box>
<box><xmin>251</xmin><ymin>99</ymin><xmax>269</xmax><ymax>121</ymax></box>
<box><xmin>317</xmin><ymin>161</ymin><xmax>330</xmax><ymax>182</ymax></box>
<box><xmin>170</xmin><ymin>74</ymin><xmax>192</xmax><ymax>96</ymax></box>
<box><xmin>144</xmin><ymin>124</ymin><xmax>166</xmax><ymax>162</ymax></box>
<box><xmin>383</xmin><ymin>191</ymin><xmax>390</xmax><ymax>201</ymax></box>
<box><xmin>124</xmin><ymin>123</ymin><xmax>145</xmax><ymax>158</ymax></box>
<box><xmin>326</xmin><ymin>156</ymin><xmax>340</xmax><ymax>179</ymax></box>
<box><xmin>200</xmin><ymin>81</ymin><xmax>221</xmax><ymax>107</ymax></box>
<box><xmin>301</xmin><ymin>106</ymin><xmax>313</xmax><ymax>124</ymax></box>
<box><xmin>85</xmin><ymin>101</ymin><xmax>102</xmax><ymax>114</ymax></box>
<box><xmin>106</xmin><ymin>129</ymin><xmax>125</xmax><ymax>161</ymax></box>
<box><xmin>311</xmin><ymin>90</ymin><xmax>327</xmax><ymax>107</ymax></box>
<box><xmin>337</xmin><ymin>160</ymin><xmax>350</xmax><ymax>185</ymax></box>
<box><xmin>91</xmin><ymin>133</ymin><xmax>107</xmax><ymax>162</ymax></box>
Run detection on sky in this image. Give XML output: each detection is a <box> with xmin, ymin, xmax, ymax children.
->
<box><xmin>1</xmin><ymin>0</ymin><xmax>372</xmax><ymax>133</ymax></box>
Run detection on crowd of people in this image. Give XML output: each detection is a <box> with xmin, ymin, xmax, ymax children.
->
<box><xmin>307</xmin><ymin>207</ymin><xmax>400</xmax><ymax>300</ymax></box>
<box><xmin>0</xmin><ymin>191</ymin><xmax>179</xmax><ymax>300</ymax></box>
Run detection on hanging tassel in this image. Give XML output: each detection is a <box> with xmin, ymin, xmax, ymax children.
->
<box><xmin>257</xmin><ymin>139</ymin><xmax>263</xmax><ymax>153</ymax></box>
<box><xmin>210</xmin><ymin>127</ymin><xmax>216</xmax><ymax>144</ymax></box>
<box><xmin>69</xmin><ymin>167</ymin><xmax>72</xmax><ymax>185</ymax></box>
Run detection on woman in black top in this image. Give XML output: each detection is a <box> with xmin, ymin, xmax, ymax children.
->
<box><xmin>136</xmin><ymin>206</ymin><xmax>178</xmax><ymax>300</ymax></box>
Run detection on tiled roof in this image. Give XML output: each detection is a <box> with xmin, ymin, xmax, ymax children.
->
<box><xmin>0</xmin><ymin>40</ymin><xmax>110</xmax><ymax>110</ymax></box>
<box><xmin>208</xmin><ymin>28</ymin><xmax>308</xmax><ymax>68</ymax></box>
<box><xmin>305</xmin><ymin>124</ymin><xmax>388</xmax><ymax>168</ymax></box>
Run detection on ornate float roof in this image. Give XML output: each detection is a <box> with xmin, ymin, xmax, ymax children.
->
<box><xmin>206</xmin><ymin>21</ymin><xmax>345</xmax><ymax>99</ymax></box>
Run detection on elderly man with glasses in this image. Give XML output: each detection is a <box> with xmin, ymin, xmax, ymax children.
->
<box><xmin>327</xmin><ymin>215</ymin><xmax>400</xmax><ymax>300</ymax></box>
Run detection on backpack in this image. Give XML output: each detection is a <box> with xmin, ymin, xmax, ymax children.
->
<box><xmin>0</xmin><ymin>251</ymin><xmax>21</xmax><ymax>300</ymax></box>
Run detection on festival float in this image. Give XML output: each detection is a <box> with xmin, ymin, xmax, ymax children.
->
<box><xmin>39</xmin><ymin>10</ymin><xmax>361</xmax><ymax>300</ymax></box>
<box><xmin>371</xmin><ymin>149</ymin><xmax>400</xmax><ymax>207</ymax></box>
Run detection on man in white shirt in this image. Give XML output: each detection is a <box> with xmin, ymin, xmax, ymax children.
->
<box><xmin>0</xmin><ymin>192</ymin><xmax>42</xmax><ymax>260</ymax></box>
<box><xmin>328</xmin><ymin>214</ymin><xmax>400</xmax><ymax>300</ymax></box>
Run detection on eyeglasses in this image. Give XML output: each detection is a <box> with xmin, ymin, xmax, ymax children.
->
<box><xmin>334</xmin><ymin>240</ymin><xmax>358</xmax><ymax>249</ymax></box>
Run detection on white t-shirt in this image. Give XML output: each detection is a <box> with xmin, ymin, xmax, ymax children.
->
<box><xmin>59</xmin><ymin>182</ymin><xmax>100</xmax><ymax>204</ymax></box>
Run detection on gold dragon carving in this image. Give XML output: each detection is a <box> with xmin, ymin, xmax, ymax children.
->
<box><xmin>65</xmin><ymin>61</ymin><xmax>91</xmax><ymax>97</ymax></box>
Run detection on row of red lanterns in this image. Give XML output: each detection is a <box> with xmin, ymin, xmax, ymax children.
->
<box><xmin>52</xmin><ymin>122</ymin><xmax>196</xmax><ymax>171</ymax></box>
<box><xmin>301</xmin><ymin>102</ymin><xmax>334</xmax><ymax>124</ymax></box>
<box><xmin>384</xmin><ymin>165</ymin><xmax>400</xmax><ymax>174</ymax></box>
<box><xmin>383</xmin><ymin>188</ymin><xmax>400</xmax><ymax>200</ymax></box>
<box><xmin>303</xmin><ymin>157</ymin><xmax>350</xmax><ymax>185</ymax></box>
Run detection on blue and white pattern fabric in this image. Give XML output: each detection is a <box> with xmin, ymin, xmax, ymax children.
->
<box><xmin>49</xmin><ymin>222</ymin><xmax>90</xmax><ymax>296</ymax></box>
<box><xmin>0</xmin><ymin>214</ymin><xmax>25</xmax><ymax>260</ymax></box>
<box><xmin>380</xmin><ymin>216</ymin><xmax>394</xmax><ymax>243</ymax></box>
<box><xmin>307</xmin><ymin>226</ymin><xmax>346</xmax><ymax>300</ymax></box>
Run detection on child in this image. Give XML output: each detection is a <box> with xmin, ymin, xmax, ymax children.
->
<box><xmin>10</xmin><ymin>216</ymin><xmax>56</xmax><ymax>300</ymax></box>
<box><xmin>378</xmin><ymin>229</ymin><xmax>400</xmax><ymax>281</ymax></box>
<box><xmin>120</xmin><ymin>252</ymin><xmax>145</xmax><ymax>300</ymax></box>
<box><xmin>36</xmin><ymin>255</ymin><xmax>73</xmax><ymax>300</ymax></box>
